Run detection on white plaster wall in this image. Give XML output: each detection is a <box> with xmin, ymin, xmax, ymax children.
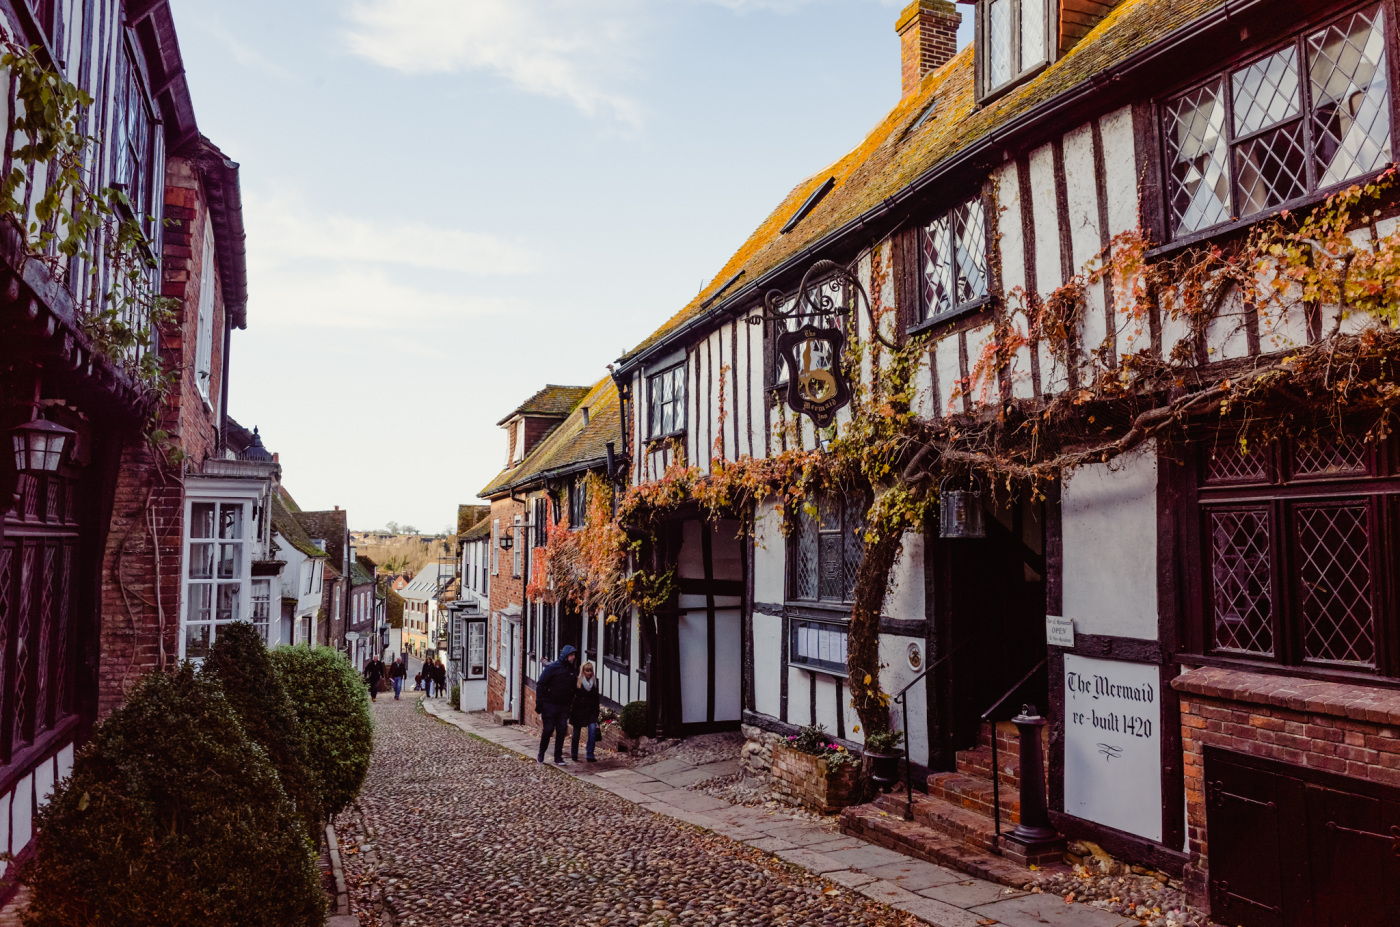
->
<box><xmin>11</xmin><ymin>773</ymin><xmax>31</xmax><ymax>854</ymax></box>
<box><xmin>1062</xmin><ymin>444</ymin><xmax>1159</xmax><ymax>640</ymax></box>
<box><xmin>34</xmin><ymin>755</ymin><xmax>54</xmax><ymax>809</ymax></box>
<box><xmin>1100</xmin><ymin>107</ymin><xmax>1138</xmax><ymax>239</ymax></box>
<box><xmin>965</xmin><ymin>324</ymin><xmax>997</xmax><ymax>409</ymax></box>
<box><xmin>1064</xmin><ymin>124</ymin><xmax>1108</xmax><ymax>365</ymax></box>
<box><xmin>913</xmin><ymin>352</ymin><xmax>937</xmax><ymax>420</ymax></box>
<box><xmin>753</xmin><ymin>499</ymin><xmax>785</xmax><ymax>605</ymax></box>
<box><xmin>753</xmin><ymin>611</ymin><xmax>783</xmax><ymax>717</ymax></box>
<box><xmin>996</xmin><ymin>160</ymin><xmax>1026</xmax><ymax>296</ymax></box>
<box><xmin>1029</xmin><ymin>144</ymin><xmax>1062</xmax><ymax>297</ymax></box>
<box><xmin>885</xmin><ymin>530</ymin><xmax>925</xmax><ymax>622</ymax></box>
<box><xmin>934</xmin><ymin>335</ymin><xmax>962</xmax><ymax>416</ymax></box>
<box><xmin>787</xmin><ymin>666</ymin><xmax>812</xmax><ymax>725</ymax></box>
<box><xmin>877</xmin><ymin>634</ymin><xmax>929</xmax><ymax>765</ymax></box>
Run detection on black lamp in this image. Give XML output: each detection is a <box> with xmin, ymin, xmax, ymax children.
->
<box><xmin>11</xmin><ymin>416</ymin><xmax>75</xmax><ymax>474</ymax></box>
<box><xmin>938</xmin><ymin>474</ymin><xmax>985</xmax><ymax>539</ymax></box>
<box><xmin>499</xmin><ymin>533</ymin><xmax>514</xmax><ymax>551</ymax></box>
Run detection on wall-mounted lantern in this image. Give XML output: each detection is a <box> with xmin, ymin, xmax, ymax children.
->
<box><xmin>11</xmin><ymin>416</ymin><xmax>75</xmax><ymax>474</ymax></box>
<box><xmin>938</xmin><ymin>475</ymin><xmax>985</xmax><ymax>539</ymax></box>
<box><xmin>498</xmin><ymin>533</ymin><xmax>514</xmax><ymax>551</ymax></box>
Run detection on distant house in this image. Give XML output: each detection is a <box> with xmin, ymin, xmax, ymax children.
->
<box><xmin>398</xmin><ymin>561</ymin><xmax>457</xmax><ymax>660</ymax></box>
<box><xmin>348</xmin><ymin>555</ymin><xmax>379</xmax><ymax>669</ymax></box>
<box><xmin>296</xmin><ymin>508</ymin><xmax>353</xmax><ymax>654</ymax></box>
<box><xmin>269</xmin><ymin>488</ymin><xmax>327</xmax><ymax>646</ymax></box>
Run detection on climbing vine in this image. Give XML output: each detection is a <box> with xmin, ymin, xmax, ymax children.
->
<box><xmin>520</xmin><ymin>172</ymin><xmax>1400</xmax><ymax>762</ymax></box>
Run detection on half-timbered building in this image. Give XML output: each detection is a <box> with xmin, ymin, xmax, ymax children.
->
<box><xmin>607</xmin><ymin>0</ymin><xmax>1400</xmax><ymax>919</ymax></box>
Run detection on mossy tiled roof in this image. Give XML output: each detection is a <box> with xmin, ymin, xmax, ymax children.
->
<box><xmin>350</xmin><ymin>559</ymin><xmax>375</xmax><ymax>587</ymax></box>
<box><xmin>480</xmin><ymin>376</ymin><xmax>619</xmax><ymax>498</ymax></box>
<box><xmin>271</xmin><ymin>492</ymin><xmax>327</xmax><ymax>560</ymax></box>
<box><xmin>461</xmin><ymin>515</ymin><xmax>493</xmax><ymax>541</ymax></box>
<box><xmin>617</xmin><ymin>0</ymin><xmax>1223</xmax><ymax>365</ymax></box>
<box><xmin>457</xmin><ymin>504</ymin><xmax>491</xmax><ymax>535</ymax></box>
<box><xmin>495</xmin><ymin>384</ymin><xmax>592</xmax><ymax>425</ymax></box>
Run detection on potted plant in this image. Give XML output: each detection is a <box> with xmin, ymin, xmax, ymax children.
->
<box><xmin>862</xmin><ymin>728</ymin><xmax>905</xmax><ymax>789</ymax></box>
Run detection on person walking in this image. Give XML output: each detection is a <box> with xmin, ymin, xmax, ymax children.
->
<box><xmin>389</xmin><ymin>657</ymin><xmax>406</xmax><ymax>700</ymax></box>
<box><xmin>363</xmin><ymin>655</ymin><xmax>384</xmax><ymax>702</ymax></box>
<box><xmin>570</xmin><ymin>660</ymin><xmax>602</xmax><ymax>762</ymax></box>
<box><xmin>423</xmin><ymin>661</ymin><xmax>435</xmax><ymax>699</ymax></box>
<box><xmin>433</xmin><ymin>659</ymin><xmax>448</xmax><ymax>703</ymax></box>
<box><xmin>535</xmin><ymin>645</ymin><xmax>578</xmax><ymax>765</ymax></box>
<box><xmin>414</xmin><ymin>670</ymin><xmax>423</xmax><ymax>692</ymax></box>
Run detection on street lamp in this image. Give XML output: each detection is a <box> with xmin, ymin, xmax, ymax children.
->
<box><xmin>498</xmin><ymin>533</ymin><xmax>513</xmax><ymax>551</ymax></box>
<box><xmin>11</xmin><ymin>417</ymin><xmax>75</xmax><ymax>473</ymax></box>
<box><xmin>938</xmin><ymin>475</ymin><xmax>985</xmax><ymax>539</ymax></box>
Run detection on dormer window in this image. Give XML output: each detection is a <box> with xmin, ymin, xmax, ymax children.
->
<box><xmin>977</xmin><ymin>0</ymin><xmax>1052</xmax><ymax>101</ymax></box>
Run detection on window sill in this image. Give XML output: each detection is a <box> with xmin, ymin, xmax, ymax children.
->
<box><xmin>790</xmin><ymin>659</ymin><xmax>848</xmax><ymax>678</ymax></box>
<box><xmin>906</xmin><ymin>295</ymin><xmax>994</xmax><ymax>338</ymax></box>
<box><xmin>977</xmin><ymin>61</ymin><xmax>1050</xmax><ymax>108</ymax></box>
<box><xmin>1173</xmin><ymin>658</ymin><xmax>1400</xmax><ymax>722</ymax></box>
<box><xmin>785</xmin><ymin>601</ymin><xmax>852</xmax><ymax>619</ymax></box>
<box><xmin>646</xmin><ymin>431</ymin><xmax>686</xmax><ymax>446</ymax></box>
<box><xmin>602</xmin><ymin>656</ymin><xmax>630</xmax><ymax>675</ymax></box>
<box><xmin>1149</xmin><ymin>165</ymin><xmax>1394</xmax><ymax>259</ymax></box>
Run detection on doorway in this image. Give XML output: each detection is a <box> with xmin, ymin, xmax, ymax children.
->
<box><xmin>929</xmin><ymin>493</ymin><xmax>1048</xmax><ymax>769</ymax></box>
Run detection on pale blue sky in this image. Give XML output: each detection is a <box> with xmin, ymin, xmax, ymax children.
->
<box><xmin>172</xmin><ymin>0</ymin><xmax>973</xmax><ymax>531</ymax></box>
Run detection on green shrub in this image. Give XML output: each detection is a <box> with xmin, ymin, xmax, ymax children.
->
<box><xmin>21</xmin><ymin>667</ymin><xmax>324</xmax><ymax>927</ymax></box>
<box><xmin>271</xmin><ymin>645</ymin><xmax>373</xmax><ymax>820</ymax></box>
<box><xmin>201</xmin><ymin>622</ymin><xmax>321</xmax><ymax>834</ymax></box>
<box><xmin>450</xmin><ymin>684</ymin><xmax>461</xmax><ymax>709</ymax></box>
<box><xmin>620</xmin><ymin>700</ymin><xmax>649</xmax><ymax>739</ymax></box>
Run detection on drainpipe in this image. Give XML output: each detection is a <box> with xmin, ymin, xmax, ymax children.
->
<box><xmin>218</xmin><ymin>317</ymin><xmax>232</xmax><ymax>452</ymax></box>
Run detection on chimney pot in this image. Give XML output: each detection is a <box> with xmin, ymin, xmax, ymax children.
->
<box><xmin>897</xmin><ymin>0</ymin><xmax>961</xmax><ymax>100</ymax></box>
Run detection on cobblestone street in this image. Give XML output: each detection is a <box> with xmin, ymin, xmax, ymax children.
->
<box><xmin>336</xmin><ymin>695</ymin><xmax>927</xmax><ymax>927</ymax></box>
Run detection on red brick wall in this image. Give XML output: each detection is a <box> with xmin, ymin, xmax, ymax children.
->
<box><xmin>1174</xmin><ymin>666</ymin><xmax>1400</xmax><ymax>903</ymax></box>
<box><xmin>897</xmin><ymin>0</ymin><xmax>960</xmax><ymax>99</ymax></box>
<box><xmin>96</xmin><ymin>156</ymin><xmax>226</xmax><ymax>716</ymax></box>
<box><xmin>486</xmin><ymin>496</ymin><xmax>524</xmax><ymax>715</ymax></box>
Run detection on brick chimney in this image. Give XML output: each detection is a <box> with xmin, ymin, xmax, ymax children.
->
<box><xmin>897</xmin><ymin>0</ymin><xmax>961</xmax><ymax>99</ymax></box>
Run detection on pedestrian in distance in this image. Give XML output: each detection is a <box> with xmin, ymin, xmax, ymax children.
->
<box><xmin>363</xmin><ymin>655</ymin><xmax>384</xmax><ymax>702</ymax></box>
<box><xmin>434</xmin><ymin>659</ymin><xmax>447</xmax><ymax>700</ymax></box>
<box><xmin>414</xmin><ymin>671</ymin><xmax>423</xmax><ymax>692</ymax></box>
<box><xmin>535</xmin><ymin>644</ymin><xmax>578</xmax><ymax>765</ymax></box>
<box><xmin>423</xmin><ymin>664</ymin><xmax>434</xmax><ymax>698</ymax></box>
<box><xmin>570</xmin><ymin>660</ymin><xmax>602</xmax><ymax>762</ymax></box>
<box><xmin>389</xmin><ymin>657</ymin><xmax>406</xmax><ymax>700</ymax></box>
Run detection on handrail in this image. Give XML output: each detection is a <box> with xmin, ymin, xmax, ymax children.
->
<box><xmin>978</xmin><ymin>657</ymin><xmax>1047</xmax><ymax>845</ymax></box>
<box><xmin>888</xmin><ymin>637</ymin><xmax>973</xmax><ymax>822</ymax></box>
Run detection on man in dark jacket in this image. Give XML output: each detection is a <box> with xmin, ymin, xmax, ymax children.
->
<box><xmin>535</xmin><ymin>645</ymin><xmax>578</xmax><ymax>765</ymax></box>
<box><xmin>363</xmin><ymin>656</ymin><xmax>384</xmax><ymax>702</ymax></box>
<box><xmin>389</xmin><ymin>657</ymin><xmax>407</xmax><ymax>700</ymax></box>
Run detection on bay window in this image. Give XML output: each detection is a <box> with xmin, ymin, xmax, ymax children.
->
<box><xmin>1162</xmin><ymin>4</ymin><xmax>1393</xmax><ymax>238</ymax></box>
<box><xmin>466</xmin><ymin>620</ymin><xmax>487</xmax><ymax>679</ymax></box>
<box><xmin>182</xmin><ymin>499</ymin><xmax>252</xmax><ymax>659</ymax></box>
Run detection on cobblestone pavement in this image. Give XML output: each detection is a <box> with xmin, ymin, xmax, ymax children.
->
<box><xmin>337</xmin><ymin>694</ymin><xmax>925</xmax><ymax>927</ymax></box>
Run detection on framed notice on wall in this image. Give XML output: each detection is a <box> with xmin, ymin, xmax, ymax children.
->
<box><xmin>1063</xmin><ymin>654</ymin><xmax>1162</xmax><ymax>842</ymax></box>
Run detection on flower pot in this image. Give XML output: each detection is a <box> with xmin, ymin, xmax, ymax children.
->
<box><xmin>770</xmin><ymin>743</ymin><xmax>861</xmax><ymax>814</ymax></box>
<box><xmin>864</xmin><ymin>749</ymin><xmax>904</xmax><ymax>789</ymax></box>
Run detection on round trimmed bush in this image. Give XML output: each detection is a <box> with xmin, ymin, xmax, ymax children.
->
<box><xmin>620</xmin><ymin>700</ymin><xmax>649</xmax><ymax>739</ymax></box>
<box><xmin>271</xmin><ymin>645</ymin><xmax>373</xmax><ymax>820</ymax></box>
<box><xmin>21</xmin><ymin>666</ymin><xmax>324</xmax><ymax>927</ymax></box>
<box><xmin>201</xmin><ymin>621</ymin><xmax>321</xmax><ymax>834</ymax></box>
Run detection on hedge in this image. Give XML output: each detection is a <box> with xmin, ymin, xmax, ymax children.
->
<box><xmin>20</xmin><ymin>667</ymin><xmax>324</xmax><ymax>927</ymax></box>
<box><xmin>271</xmin><ymin>645</ymin><xmax>373</xmax><ymax>820</ymax></box>
<box><xmin>201</xmin><ymin>622</ymin><xmax>322</xmax><ymax>834</ymax></box>
<box><xmin>620</xmin><ymin>700</ymin><xmax>649</xmax><ymax>739</ymax></box>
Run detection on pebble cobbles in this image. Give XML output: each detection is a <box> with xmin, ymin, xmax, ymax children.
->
<box><xmin>337</xmin><ymin>696</ymin><xmax>922</xmax><ymax>926</ymax></box>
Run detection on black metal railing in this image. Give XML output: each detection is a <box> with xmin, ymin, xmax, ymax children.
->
<box><xmin>979</xmin><ymin>657</ymin><xmax>1047</xmax><ymax>844</ymax></box>
<box><xmin>889</xmin><ymin>638</ymin><xmax>973</xmax><ymax>821</ymax></box>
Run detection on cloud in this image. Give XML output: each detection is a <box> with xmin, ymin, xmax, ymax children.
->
<box><xmin>244</xmin><ymin>192</ymin><xmax>537</xmax><ymax>276</ymax></box>
<box><xmin>342</xmin><ymin>0</ymin><xmax>642</xmax><ymax>125</ymax></box>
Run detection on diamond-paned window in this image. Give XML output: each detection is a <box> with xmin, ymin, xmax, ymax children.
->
<box><xmin>979</xmin><ymin>0</ymin><xmax>1051</xmax><ymax>100</ymax></box>
<box><xmin>1295</xmin><ymin>503</ymin><xmax>1375</xmax><ymax>666</ymax></box>
<box><xmin>1163</xmin><ymin>4</ymin><xmax>1393</xmax><ymax>238</ymax></box>
<box><xmin>1208</xmin><ymin>508</ymin><xmax>1275</xmax><ymax>655</ymax></box>
<box><xmin>1191</xmin><ymin>433</ymin><xmax>1399</xmax><ymax>678</ymax></box>
<box><xmin>919</xmin><ymin>195</ymin><xmax>990</xmax><ymax>324</ymax></box>
<box><xmin>790</xmin><ymin>492</ymin><xmax>866</xmax><ymax>604</ymax></box>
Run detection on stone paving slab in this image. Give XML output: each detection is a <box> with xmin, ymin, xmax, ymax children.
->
<box><xmin>856</xmin><ymin>880</ymin><xmax>925</xmax><ymax>907</ymax></box>
<box><xmin>773</xmin><ymin>847</ymin><xmax>848</xmax><ymax>873</ymax></box>
<box><xmin>970</xmin><ymin>893</ymin><xmax>1139</xmax><ymax>927</ymax></box>
<box><xmin>824</xmin><ymin>868</ymin><xmax>879</xmax><ymax>889</ymax></box>
<box><xmin>899</xmin><ymin>896</ymin><xmax>997</xmax><ymax>927</ymax></box>
<box><xmin>861</xmin><ymin>859</ymin><xmax>964</xmax><ymax>892</ymax></box>
<box><xmin>919</xmin><ymin>878</ymin><xmax>1025</xmax><ymax>908</ymax></box>
<box><xmin>747</xmin><ymin>836</ymin><xmax>799</xmax><ymax>852</ymax></box>
<box><xmin>822</xmin><ymin>845</ymin><xmax>916</xmax><ymax>870</ymax></box>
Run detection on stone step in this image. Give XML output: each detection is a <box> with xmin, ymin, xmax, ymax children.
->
<box><xmin>954</xmin><ymin>745</ymin><xmax>1021</xmax><ymax>787</ymax></box>
<box><xmin>872</xmin><ymin>788</ymin><xmax>1003</xmax><ymax>852</ymax></box>
<box><xmin>927</xmin><ymin>771</ymin><xmax>1022</xmax><ymax>824</ymax></box>
<box><xmin>838</xmin><ymin>797</ymin><xmax>1040</xmax><ymax>890</ymax></box>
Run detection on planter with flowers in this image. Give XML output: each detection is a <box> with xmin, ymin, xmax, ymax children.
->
<box><xmin>861</xmin><ymin>728</ymin><xmax>905</xmax><ymax>792</ymax></box>
<box><xmin>770</xmin><ymin>725</ymin><xmax>861</xmax><ymax>814</ymax></box>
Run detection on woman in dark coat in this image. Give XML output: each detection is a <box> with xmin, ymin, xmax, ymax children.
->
<box><xmin>570</xmin><ymin>661</ymin><xmax>602</xmax><ymax>762</ymax></box>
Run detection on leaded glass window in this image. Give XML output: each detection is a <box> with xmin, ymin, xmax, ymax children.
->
<box><xmin>790</xmin><ymin>493</ymin><xmax>866</xmax><ymax>604</ymax></box>
<box><xmin>979</xmin><ymin>0</ymin><xmax>1051</xmax><ymax>99</ymax></box>
<box><xmin>648</xmin><ymin>364</ymin><xmax>686</xmax><ymax>437</ymax></box>
<box><xmin>1164</xmin><ymin>4</ymin><xmax>1392</xmax><ymax>238</ymax></box>
<box><xmin>1192</xmin><ymin>433</ymin><xmax>1399</xmax><ymax>676</ymax></box>
<box><xmin>919</xmin><ymin>196</ymin><xmax>989</xmax><ymax>324</ymax></box>
<box><xmin>569</xmin><ymin>477</ymin><xmax>588</xmax><ymax>529</ymax></box>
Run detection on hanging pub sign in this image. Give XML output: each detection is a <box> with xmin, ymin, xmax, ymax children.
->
<box><xmin>750</xmin><ymin>258</ymin><xmax>894</xmax><ymax>430</ymax></box>
<box><xmin>777</xmin><ymin>324</ymin><xmax>849</xmax><ymax>428</ymax></box>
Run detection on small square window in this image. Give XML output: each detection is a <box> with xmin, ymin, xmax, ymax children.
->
<box><xmin>978</xmin><ymin>0</ymin><xmax>1052</xmax><ymax>100</ymax></box>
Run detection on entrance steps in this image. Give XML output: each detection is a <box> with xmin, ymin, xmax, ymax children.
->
<box><xmin>838</xmin><ymin>721</ymin><xmax>1064</xmax><ymax>887</ymax></box>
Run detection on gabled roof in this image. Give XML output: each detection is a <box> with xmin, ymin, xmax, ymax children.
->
<box><xmin>461</xmin><ymin>515</ymin><xmax>493</xmax><ymax>542</ymax></box>
<box><xmin>296</xmin><ymin>510</ymin><xmax>348</xmax><ymax>565</ymax></box>
<box><xmin>350</xmin><ymin>558</ymin><xmax>375</xmax><ymax>587</ymax></box>
<box><xmin>480</xmin><ymin>376</ymin><xmax>619</xmax><ymax>498</ymax></box>
<box><xmin>399</xmin><ymin>562</ymin><xmax>457</xmax><ymax>602</ymax></box>
<box><xmin>385</xmin><ymin>586</ymin><xmax>405</xmax><ymax>628</ymax></box>
<box><xmin>495</xmin><ymin>385</ymin><xmax>591</xmax><ymax>426</ymax></box>
<box><xmin>271</xmin><ymin>492</ymin><xmax>327</xmax><ymax>560</ymax></box>
<box><xmin>457</xmin><ymin>504</ymin><xmax>491</xmax><ymax>535</ymax></box>
<box><xmin>616</xmin><ymin>0</ymin><xmax>1225</xmax><ymax>369</ymax></box>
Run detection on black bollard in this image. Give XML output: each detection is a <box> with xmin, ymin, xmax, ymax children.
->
<box><xmin>1000</xmin><ymin>703</ymin><xmax>1063</xmax><ymax>865</ymax></box>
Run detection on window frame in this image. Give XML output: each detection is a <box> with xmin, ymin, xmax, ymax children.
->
<box><xmin>603</xmin><ymin>612</ymin><xmax>630</xmax><ymax>671</ymax></box>
<box><xmin>908</xmin><ymin>193</ymin><xmax>993</xmax><ymax>333</ymax></box>
<box><xmin>975</xmin><ymin>0</ymin><xmax>1055</xmax><ymax>103</ymax></box>
<box><xmin>569</xmin><ymin>477</ymin><xmax>588</xmax><ymax>530</ymax></box>
<box><xmin>789</xmin><ymin>618</ymin><xmax>850</xmax><ymax>676</ymax></box>
<box><xmin>465</xmin><ymin>619</ymin><xmax>487</xmax><ymax>680</ymax></box>
<box><xmin>194</xmin><ymin>218</ymin><xmax>216</xmax><ymax>405</ymax></box>
<box><xmin>786</xmin><ymin>492</ymin><xmax>868</xmax><ymax>606</ymax></box>
<box><xmin>1157</xmin><ymin>2</ymin><xmax>1397</xmax><ymax>245</ymax></box>
<box><xmin>179</xmin><ymin>495</ymin><xmax>255</xmax><ymax>661</ymax></box>
<box><xmin>1179</xmin><ymin>433</ymin><xmax>1400</xmax><ymax>682</ymax></box>
<box><xmin>647</xmin><ymin>364</ymin><xmax>687</xmax><ymax>439</ymax></box>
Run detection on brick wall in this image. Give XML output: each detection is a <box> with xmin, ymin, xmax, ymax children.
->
<box><xmin>770</xmin><ymin>743</ymin><xmax>861</xmax><ymax>814</ymax></box>
<box><xmin>96</xmin><ymin>156</ymin><xmax>225</xmax><ymax>717</ymax></box>
<box><xmin>486</xmin><ymin>496</ymin><xmax>524</xmax><ymax>715</ymax></box>
<box><xmin>896</xmin><ymin>0</ymin><xmax>960</xmax><ymax>99</ymax></box>
<box><xmin>1173</xmin><ymin>665</ymin><xmax>1400</xmax><ymax>903</ymax></box>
